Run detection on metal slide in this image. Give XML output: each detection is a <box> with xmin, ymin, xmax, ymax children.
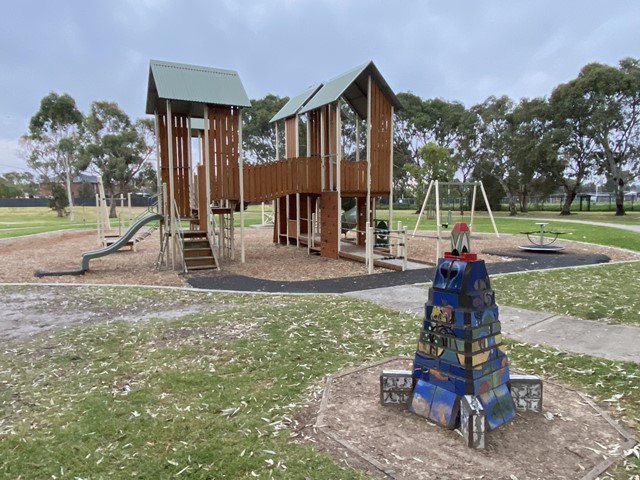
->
<box><xmin>81</xmin><ymin>212</ymin><xmax>163</xmax><ymax>272</ymax></box>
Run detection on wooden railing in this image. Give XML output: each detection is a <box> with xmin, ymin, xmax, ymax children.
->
<box><xmin>340</xmin><ymin>160</ymin><xmax>368</xmax><ymax>195</ymax></box>
<box><xmin>243</xmin><ymin>156</ymin><xmax>322</xmax><ymax>202</ymax></box>
<box><xmin>203</xmin><ymin>155</ymin><xmax>388</xmax><ymax>204</ymax></box>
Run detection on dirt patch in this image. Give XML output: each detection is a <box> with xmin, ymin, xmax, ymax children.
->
<box><xmin>294</xmin><ymin>358</ymin><xmax>634</xmax><ymax>480</ymax></box>
<box><xmin>0</xmin><ymin>285</ymin><xmax>232</xmax><ymax>341</ymax></box>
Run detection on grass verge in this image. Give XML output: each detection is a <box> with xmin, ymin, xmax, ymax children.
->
<box><xmin>1</xmin><ymin>285</ymin><xmax>638</xmax><ymax>478</ymax></box>
<box><xmin>491</xmin><ymin>261</ymin><xmax>640</xmax><ymax>326</ymax></box>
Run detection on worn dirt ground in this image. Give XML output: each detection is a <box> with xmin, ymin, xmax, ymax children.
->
<box><xmin>294</xmin><ymin>358</ymin><xmax>634</xmax><ymax>480</ymax></box>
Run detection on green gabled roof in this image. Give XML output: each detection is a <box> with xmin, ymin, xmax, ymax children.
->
<box><xmin>146</xmin><ymin>60</ymin><xmax>251</xmax><ymax>117</ymax></box>
<box><xmin>298</xmin><ymin>61</ymin><xmax>401</xmax><ymax>118</ymax></box>
<box><xmin>270</xmin><ymin>85</ymin><xmax>322</xmax><ymax>123</ymax></box>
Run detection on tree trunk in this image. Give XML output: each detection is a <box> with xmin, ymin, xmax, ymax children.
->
<box><xmin>65</xmin><ymin>164</ymin><xmax>75</xmax><ymax>222</ymax></box>
<box><xmin>496</xmin><ymin>178</ymin><xmax>518</xmax><ymax>216</ymax></box>
<box><xmin>615</xmin><ymin>177</ymin><xmax>626</xmax><ymax>216</ymax></box>
<box><xmin>605</xmin><ymin>147</ymin><xmax>625</xmax><ymax>216</ymax></box>
<box><xmin>561</xmin><ymin>191</ymin><xmax>576</xmax><ymax>215</ymax></box>
<box><xmin>519</xmin><ymin>192</ymin><xmax>529</xmax><ymax>213</ymax></box>
<box><xmin>109</xmin><ymin>195</ymin><xmax>118</xmax><ymax>219</ymax></box>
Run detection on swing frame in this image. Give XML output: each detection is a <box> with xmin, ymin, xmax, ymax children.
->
<box><xmin>413</xmin><ymin>180</ymin><xmax>499</xmax><ymax>260</ymax></box>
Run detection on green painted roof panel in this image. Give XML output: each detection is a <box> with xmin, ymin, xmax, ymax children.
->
<box><xmin>298</xmin><ymin>61</ymin><xmax>401</xmax><ymax>118</ymax></box>
<box><xmin>146</xmin><ymin>60</ymin><xmax>251</xmax><ymax>116</ymax></box>
<box><xmin>270</xmin><ymin>85</ymin><xmax>322</xmax><ymax>123</ymax></box>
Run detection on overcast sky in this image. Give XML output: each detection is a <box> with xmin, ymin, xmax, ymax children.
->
<box><xmin>1</xmin><ymin>0</ymin><xmax>639</xmax><ymax>174</ymax></box>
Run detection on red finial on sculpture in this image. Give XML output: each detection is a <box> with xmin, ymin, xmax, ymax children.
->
<box><xmin>444</xmin><ymin>222</ymin><xmax>477</xmax><ymax>260</ymax></box>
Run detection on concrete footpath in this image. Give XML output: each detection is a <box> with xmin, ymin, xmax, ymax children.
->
<box><xmin>346</xmin><ymin>285</ymin><xmax>640</xmax><ymax>364</ymax></box>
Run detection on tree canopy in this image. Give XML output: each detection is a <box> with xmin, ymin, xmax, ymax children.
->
<box><xmin>242</xmin><ymin>94</ymin><xmax>288</xmax><ymax>163</ymax></box>
<box><xmin>82</xmin><ymin>101</ymin><xmax>155</xmax><ymax>216</ymax></box>
<box><xmin>21</xmin><ymin>92</ymin><xmax>87</xmax><ymax>220</ymax></box>
<box><xmin>551</xmin><ymin>58</ymin><xmax>640</xmax><ymax>215</ymax></box>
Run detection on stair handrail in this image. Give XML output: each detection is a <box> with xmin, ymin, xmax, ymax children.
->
<box><xmin>207</xmin><ymin>205</ymin><xmax>221</xmax><ymax>269</ymax></box>
<box><xmin>171</xmin><ymin>199</ymin><xmax>187</xmax><ymax>273</ymax></box>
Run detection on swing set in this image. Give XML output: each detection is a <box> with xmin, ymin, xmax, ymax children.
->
<box><xmin>412</xmin><ymin>180</ymin><xmax>499</xmax><ymax>261</ymax></box>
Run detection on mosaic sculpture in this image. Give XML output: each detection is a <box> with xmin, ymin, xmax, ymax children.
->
<box><xmin>380</xmin><ymin>223</ymin><xmax>543</xmax><ymax>448</ymax></box>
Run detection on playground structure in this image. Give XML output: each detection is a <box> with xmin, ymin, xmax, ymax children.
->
<box><xmin>145</xmin><ymin>59</ymin><xmax>403</xmax><ymax>273</ymax></box>
<box><xmin>519</xmin><ymin>222</ymin><xmax>566</xmax><ymax>252</ymax></box>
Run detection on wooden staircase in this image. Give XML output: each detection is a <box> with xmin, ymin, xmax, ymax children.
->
<box><xmin>182</xmin><ymin>230</ymin><xmax>218</xmax><ymax>272</ymax></box>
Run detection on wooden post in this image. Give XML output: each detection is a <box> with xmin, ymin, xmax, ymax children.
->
<box><xmin>153</xmin><ymin>111</ymin><xmax>164</xmax><ymax>254</ymax></box>
<box><xmin>366</xmin><ymin>75</ymin><xmax>372</xmax><ymax>234</ymax></box>
<box><xmin>328</xmin><ymin>107</ymin><xmax>334</xmax><ymax>191</ymax></box>
<box><xmin>239</xmin><ymin>109</ymin><xmax>245</xmax><ymax>263</ymax></box>
<box><xmin>95</xmin><ymin>193</ymin><xmax>101</xmax><ymax>246</ymax></box>
<box><xmin>204</xmin><ymin>105</ymin><xmax>211</xmax><ymax>238</ymax></box>
<box><xmin>413</xmin><ymin>180</ymin><xmax>434</xmax><ymax>236</ymax></box>
<box><xmin>187</xmin><ymin>117</ymin><xmax>194</xmax><ymax>213</ymax></box>
<box><xmin>296</xmin><ymin>193</ymin><xmax>301</xmax><ymax>247</ymax></box>
<box><xmin>435</xmin><ymin>180</ymin><xmax>441</xmax><ymax>261</ymax></box>
<box><xmin>285</xmin><ymin>194</ymin><xmax>290</xmax><ymax>245</ymax></box>
<box><xmin>320</xmin><ymin>107</ymin><xmax>325</xmax><ymax>191</ymax></box>
<box><xmin>127</xmin><ymin>192</ymin><xmax>132</xmax><ymax>226</ymax></box>
<box><xmin>307</xmin><ymin>198</ymin><xmax>312</xmax><ymax>254</ymax></box>
<box><xmin>275</xmin><ymin>122</ymin><xmax>280</xmax><ymax>161</ymax></box>
<box><xmin>166</xmin><ymin>100</ymin><xmax>176</xmax><ymax>269</ymax></box>
<box><xmin>480</xmin><ymin>180</ymin><xmax>499</xmax><ymax>238</ymax></box>
<box><xmin>402</xmin><ymin>226</ymin><xmax>407</xmax><ymax>272</ymax></box>
<box><xmin>389</xmin><ymin>106</ymin><xmax>394</xmax><ymax>233</ymax></box>
<box><xmin>306</xmin><ymin>114</ymin><xmax>310</xmax><ymax>156</ymax></box>
<box><xmin>153</xmin><ymin>111</ymin><xmax>162</xmax><ymax>214</ymax></box>
<box><xmin>295</xmin><ymin>113</ymin><xmax>300</xmax><ymax>158</ymax></box>
<box><xmin>336</xmin><ymin>100</ymin><xmax>342</xmax><ymax>253</ymax></box>
<box><xmin>355</xmin><ymin>114</ymin><xmax>360</xmax><ymax>162</ymax></box>
<box><xmin>366</xmin><ymin>221</ymin><xmax>373</xmax><ymax>274</ymax></box>
<box><xmin>470</xmin><ymin>182</ymin><xmax>477</xmax><ymax>231</ymax></box>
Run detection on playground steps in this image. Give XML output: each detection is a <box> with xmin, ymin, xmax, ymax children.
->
<box><xmin>182</xmin><ymin>230</ymin><xmax>218</xmax><ymax>272</ymax></box>
<box><xmin>104</xmin><ymin>234</ymin><xmax>134</xmax><ymax>250</ymax></box>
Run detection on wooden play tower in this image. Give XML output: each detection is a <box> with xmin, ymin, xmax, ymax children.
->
<box><xmin>146</xmin><ymin>59</ymin><xmax>400</xmax><ymax>272</ymax></box>
<box><xmin>265</xmin><ymin>61</ymin><xmax>401</xmax><ymax>259</ymax></box>
<box><xmin>146</xmin><ymin>60</ymin><xmax>251</xmax><ymax>271</ymax></box>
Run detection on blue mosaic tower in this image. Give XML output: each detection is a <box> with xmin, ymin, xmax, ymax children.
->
<box><xmin>410</xmin><ymin>223</ymin><xmax>515</xmax><ymax>431</ymax></box>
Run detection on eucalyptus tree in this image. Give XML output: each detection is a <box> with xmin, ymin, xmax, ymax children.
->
<box><xmin>471</xmin><ymin>96</ymin><xmax>520</xmax><ymax>215</ymax></box>
<box><xmin>406</xmin><ymin>142</ymin><xmax>456</xmax><ymax>207</ymax></box>
<box><xmin>0</xmin><ymin>171</ymin><xmax>38</xmax><ymax>198</ymax></box>
<box><xmin>548</xmin><ymin>88</ymin><xmax>600</xmax><ymax>215</ymax></box>
<box><xmin>394</xmin><ymin>93</ymin><xmax>468</xmax><ymax>166</ymax></box>
<box><xmin>83</xmin><ymin>101</ymin><xmax>155</xmax><ymax>217</ymax></box>
<box><xmin>509</xmin><ymin>97</ymin><xmax>561</xmax><ymax>212</ymax></box>
<box><xmin>21</xmin><ymin>92</ymin><xmax>87</xmax><ymax>220</ymax></box>
<box><xmin>551</xmin><ymin>58</ymin><xmax>640</xmax><ymax>215</ymax></box>
<box><xmin>242</xmin><ymin>94</ymin><xmax>288</xmax><ymax>163</ymax></box>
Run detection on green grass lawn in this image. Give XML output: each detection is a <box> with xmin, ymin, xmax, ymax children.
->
<box><xmin>492</xmin><ymin>261</ymin><xmax>640</xmax><ymax>326</ymax></box>
<box><xmin>0</xmin><ymin>206</ymin><xmax>152</xmax><ymax>239</ymax></box>
<box><xmin>381</xmin><ymin>209</ymin><xmax>640</xmax><ymax>251</ymax></box>
<box><xmin>2</xmin><ymin>206</ymin><xmax>640</xmax><ymax>477</ymax></box>
<box><xmin>1</xmin><ymin>285</ymin><xmax>638</xmax><ymax>479</ymax></box>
